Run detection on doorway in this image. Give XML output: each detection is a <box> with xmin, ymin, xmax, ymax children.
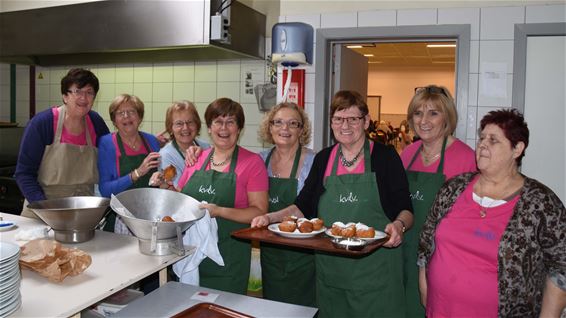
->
<box><xmin>313</xmin><ymin>25</ymin><xmax>471</xmax><ymax>150</ymax></box>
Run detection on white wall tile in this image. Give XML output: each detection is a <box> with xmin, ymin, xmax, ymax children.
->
<box><xmin>151</xmin><ymin>121</ymin><xmax>166</xmax><ymax>135</ymax></box>
<box><xmin>36</xmin><ymin>84</ymin><xmax>50</xmax><ymax>102</ymax></box>
<box><xmin>133</xmin><ymin>83</ymin><xmax>152</xmax><ymax>102</ymax></box>
<box><xmin>216</xmin><ymin>82</ymin><xmax>240</xmax><ymax>101</ymax></box>
<box><xmin>35</xmin><ymin>67</ymin><xmax>50</xmax><ymax>84</ymax></box>
<box><xmin>15</xmin><ymin>66</ymin><xmax>29</xmax><ymax>85</ymax></box>
<box><xmin>242</xmin><ymin>103</ymin><xmax>263</xmax><ymax>125</ymax></box>
<box><xmin>195</xmin><ymin>62</ymin><xmax>217</xmax><ymax>82</ymax></box>
<box><xmin>96</xmin><ymin>83</ymin><xmax>116</xmax><ymax>102</ymax></box>
<box><xmin>480</xmin><ymin>6</ymin><xmax>525</xmax><ymax>40</ymax></box>
<box><xmin>217</xmin><ymin>61</ymin><xmax>241</xmax><ymax>82</ymax></box>
<box><xmin>477</xmin><ymin>74</ymin><xmax>513</xmax><ymax>107</ymax></box>
<box><xmin>15</xmin><ymin>84</ymin><xmax>28</xmax><ymax>101</ymax></box>
<box><xmin>239</xmin><ymin>124</ymin><xmax>261</xmax><ymax>146</ymax></box>
<box><xmin>305</xmin><ymin>73</ymin><xmax>315</xmax><ymax>104</ymax></box>
<box><xmin>397</xmin><ymin>9</ymin><xmax>437</xmax><ymax>26</ymax></box>
<box><xmin>153</xmin><ymin>64</ymin><xmax>174</xmax><ymax>83</ymax></box>
<box><xmin>49</xmin><ymin>84</ymin><xmax>60</xmax><ymax>101</ymax></box>
<box><xmin>141</xmin><ymin>102</ymin><xmax>153</xmax><ymax>121</ymax></box>
<box><xmin>96</xmin><ymin>67</ymin><xmax>116</xmax><ymax>84</ymax></box>
<box><xmin>115</xmin><ymin>83</ymin><xmax>134</xmax><ymax>96</ymax></box>
<box><xmin>15</xmin><ymin>100</ymin><xmax>29</xmax><ymax>117</ymax></box>
<box><xmin>479</xmin><ymin>40</ymin><xmax>514</xmax><ymax>73</ymax></box>
<box><xmin>526</xmin><ymin>4</ymin><xmax>566</xmax><ymax>23</ymax></box>
<box><xmin>321</xmin><ymin>12</ymin><xmax>357</xmax><ymax>28</ymax></box>
<box><xmin>438</xmin><ymin>7</ymin><xmax>480</xmax><ymax>40</ymax></box>
<box><xmin>470</xmin><ymin>40</ymin><xmax>480</xmax><ymax>73</ymax></box>
<box><xmin>173</xmin><ymin>62</ymin><xmax>195</xmax><ymax>82</ymax></box>
<box><xmin>152</xmin><ymin>102</ymin><xmax>170</xmax><ymax>123</ymax></box>
<box><xmin>153</xmin><ymin>82</ymin><xmax>173</xmax><ymax>102</ymax></box>
<box><xmin>133</xmin><ymin>64</ymin><xmax>153</xmax><ymax>82</ymax></box>
<box><xmin>284</xmin><ymin>14</ymin><xmax>321</xmax><ymax>29</ymax></box>
<box><xmin>194</xmin><ymin>82</ymin><xmax>217</xmax><ymax>103</ymax></box>
<box><xmin>115</xmin><ymin>65</ymin><xmax>134</xmax><ymax>83</ymax></box>
<box><xmin>173</xmin><ymin>82</ymin><xmax>195</xmax><ymax>102</ymax></box>
<box><xmin>466</xmin><ymin>105</ymin><xmax>478</xmax><ymax>140</ymax></box>
<box><xmin>358</xmin><ymin>10</ymin><xmax>396</xmax><ymax>27</ymax></box>
<box><xmin>468</xmin><ymin>73</ymin><xmax>479</xmax><ymax>106</ymax></box>
<box><xmin>49</xmin><ymin>68</ymin><xmax>67</xmax><ymax>84</ymax></box>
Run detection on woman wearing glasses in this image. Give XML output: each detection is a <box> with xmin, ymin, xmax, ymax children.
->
<box><xmin>159</xmin><ymin>98</ymin><xmax>268</xmax><ymax>294</ymax></box>
<box><xmin>253</xmin><ymin>90</ymin><xmax>412</xmax><ymax>317</ymax></box>
<box><xmin>16</xmin><ymin>68</ymin><xmax>110</xmax><ymax>217</ymax></box>
<box><xmin>97</xmin><ymin>94</ymin><xmax>161</xmax><ymax>232</ymax></box>
<box><xmin>400</xmin><ymin>85</ymin><xmax>476</xmax><ymax>317</ymax></box>
<box><xmin>158</xmin><ymin>100</ymin><xmax>209</xmax><ymax>188</ymax></box>
<box><xmin>251</xmin><ymin>102</ymin><xmax>316</xmax><ymax>306</ymax></box>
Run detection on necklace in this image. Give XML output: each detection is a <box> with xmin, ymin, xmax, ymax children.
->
<box><xmin>478</xmin><ymin>196</ymin><xmax>502</xmax><ymax>218</ymax></box>
<box><xmin>339</xmin><ymin>145</ymin><xmax>363</xmax><ymax>167</ymax></box>
<box><xmin>210</xmin><ymin>151</ymin><xmax>231</xmax><ymax>167</ymax></box>
<box><xmin>123</xmin><ymin>135</ymin><xmax>139</xmax><ymax>150</ymax></box>
<box><xmin>421</xmin><ymin>149</ymin><xmax>440</xmax><ymax>164</ymax></box>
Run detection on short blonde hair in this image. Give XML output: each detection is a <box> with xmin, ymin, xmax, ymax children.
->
<box><xmin>258</xmin><ymin>102</ymin><xmax>312</xmax><ymax>145</ymax></box>
<box><xmin>406</xmin><ymin>85</ymin><xmax>457</xmax><ymax>137</ymax></box>
<box><xmin>109</xmin><ymin>94</ymin><xmax>144</xmax><ymax>122</ymax></box>
<box><xmin>164</xmin><ymin>100</ymin><xmax>201</xmax><ymax>138</ymax></box>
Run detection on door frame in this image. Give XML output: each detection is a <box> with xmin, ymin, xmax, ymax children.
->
<box><xmin>512</xmin><ymin>22</ymin><xmax>566</xmax><ymax>113</ymax></box>
<box><xmin>314</xmin><ymin>25</ymin><xmax>471</xmax><ymax>150</ymax></box>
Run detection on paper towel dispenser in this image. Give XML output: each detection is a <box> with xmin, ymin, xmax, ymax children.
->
<box><xmin>271</xmin><ymin>22</ymin><xmax>314</xmax><ymax>66</ymax></box>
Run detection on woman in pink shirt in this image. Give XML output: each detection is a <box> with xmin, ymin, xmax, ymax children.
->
<box><xmin>400</xmin><ymin>85</ymin><xmax>476</xmax><ymax>317</ymax></box>
<box><xmin>419</xmin><ymin>109</ymin><xmax>566</xmax><ymax>317</ymax></box>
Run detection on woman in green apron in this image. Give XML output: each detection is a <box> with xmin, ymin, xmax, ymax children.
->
<box><xmin>255</xmin><ymin>91</ymin><xmax>413</xmax><ymax>317</ymax></box>
<box><xmin>400</xmin><ymin>85</ymin><xmax>476</xmax><ymax>317</ymax></box>
<box><xmin>167</xmin><ymin>98</ymin><xmax>268</xmax><ymax>294</ymax></box>
<box><xmin>97</xmin><ymin>94</ymin><xmax>161</xmax><ymax>233</ymax></box>
<box><xmin>251</xmin><ymin>102</ymin><xmax>316</xmax><ymax>306</ymax></box>
<box><xmin>16</xmin><ymin>68</ymin><xmax>109</xmax><ymax>218</ymax></box>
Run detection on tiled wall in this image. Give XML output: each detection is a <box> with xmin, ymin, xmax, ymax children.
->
<box><xmin>0</xmin><ymin>59</ymin><xmax>273</xmax><ymax>153</ymax></box>
<box><xmin>278</xmin><ymin>3</ymin><xmax>566</xmax><ymax>149</ymax></box>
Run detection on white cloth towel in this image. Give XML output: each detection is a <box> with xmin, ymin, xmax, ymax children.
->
<box><xmin>173</xmin><ymin>210</ymin><xmax>224</xmax><ymax>285</ymax></box>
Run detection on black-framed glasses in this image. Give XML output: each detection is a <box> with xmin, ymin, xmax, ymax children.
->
<box><xmin>67</xmin><ymin>88</ymin><xmax>96</xmax><ymax>98</ymax></box>
<box><xmin>330</xmin><ymin>116</ymin><xmax>365</xmax><ymax>126</ymax></box>
<box><xmin>173</xmin><ymin>120</ymin><xmax>196</xmax><ymax>129</ymax></box>
<box><xmin>270</xmin><ymin>119</ymin><xmax>303</xmax><ymax>129</ymax></box>
<box><xmin>415</xmin><ymin>86</ymin><xmax>448</xmax><ymax>97</ymax></box>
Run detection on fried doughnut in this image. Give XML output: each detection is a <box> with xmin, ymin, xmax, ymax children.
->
<box><xmin>161</xmin><ymin>216</ymin><xmax>175</xmax><ymax>222</ymax></box>
<box><xmin>311</xmin><ymin>218</ymin><xmax>324</xmax><ymax>230</ymax></box>
<box><xmin>282</xmin><ymin>215</ymin><xmax>298</xmax><ymax>223</ymax></box>
<box><xmin>340</xmin><ymin>226</ymin><xmax>356</xmax><ymax>238</ymax></box>
<box><xmin>278</xmin><ymin>221</ymin><xmax>297</xmax><ymax>232</ymax></box>
<box><xmin>355</xmin><ymin>223</ymin><xmax>375</xmax><ymax>238</ymax></box>
<box><xmin>331</xmin><ymin>222</ymin><xmax>345</xmax><ymax>236</ymax></box>
<box><xmin>298</xmin><ymin>220</ymin><xmax>314</xmax><ymax>233</ymax></box>
<box><xmin>163</xmin><ymin>165</ymin><xmax>177</xmax><ymax>182</ymax></box>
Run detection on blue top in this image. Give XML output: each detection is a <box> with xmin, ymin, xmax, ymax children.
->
<box><xmin>14</xmin><ymin>107</ymin><xmax>109</xmax><ymax>202</ymax></box>
<box><xmin>159</xmin><ymin>139</ymin><xmax>210</xmax><ymax>188</ymax></box>
<box><xmin>259</xmin><ymin>147</ymin><xmax>315</xmax><ymax>195</ymax></box>
<box><xmin>97</xmin><ymin>131</ymin><xmax>161</xmax><ymax>197</ymax></box>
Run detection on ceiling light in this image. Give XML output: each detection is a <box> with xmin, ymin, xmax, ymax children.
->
<box><xmin>427</xmin><ymin>44</ymin><xmax>456</xmax><ymax>48</ymax></box>
<box><xmin>368</xmin><ymin>61</ymin><xmax>383</xmax><ymax>64</ymax></box>
<box><xmin>364</xmin><ymin>54</ymin><xmax>374</xmax><ymax>57</ymax></box>
<box><xmin>347</xmin><ymin>45</ymin><xmax>363</xmax><ymax>48</ymax></box>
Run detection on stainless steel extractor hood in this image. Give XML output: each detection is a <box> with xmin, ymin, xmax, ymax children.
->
<box><xmin>0</xmin><ymin>0</ymin><xmax>265</xmax><ymax>66</ymax></box>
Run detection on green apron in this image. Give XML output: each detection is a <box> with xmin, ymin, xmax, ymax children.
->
<box><xmin>181</xmin><ymin>147</ymin><xmax>250</xmax><ymax>295</ymax></box>
<box><xmin>402</xmin><ymin>138</ymin><xmax>447</xmax><ymax>318</ymax></box>
<box><xmin>260</xmin><ymin>146</ymin><xmax>316</xmax><ymax>307</ymax></box>
<box><xmin>316</xmin><ymin>139</ymin><xmax>404</xmax><ymax>318</ymax></box>
<box><xmin>103</xmin><ymin>133</ymin><xmax>155</xmax><ymax>232</ymax></box>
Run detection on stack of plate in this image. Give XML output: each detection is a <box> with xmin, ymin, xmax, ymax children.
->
<box><xmin>0</xmin><ymin>242</ymin><xmax>21</xmax><ymax>316</ymax></box>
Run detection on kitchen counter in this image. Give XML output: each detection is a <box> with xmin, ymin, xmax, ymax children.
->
<box><xmin>114</xmin><ymin>281</ymin><xmax>318</xmax><ymax>318</ymax></box>
<box><xmin>0</xmin><ymin>213</ymin><xmax>193</xmax><ymax>318</ymax></box>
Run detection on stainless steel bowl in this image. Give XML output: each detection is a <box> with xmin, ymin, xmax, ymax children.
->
<box><xmin>27</xmin><ymin>196</ymin><xmax>110</xmax><ymax>243</ymax></box>
<box><xmin>331</xmin><ymin>238</ymin><xmax>367</xmax><ymax>251</ymax></box>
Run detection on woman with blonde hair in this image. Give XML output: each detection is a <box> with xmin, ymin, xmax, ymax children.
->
<box><xmin>253</xmin><ymin>102</ymin><xmax>316</xmax><ymax>306</ymax></box>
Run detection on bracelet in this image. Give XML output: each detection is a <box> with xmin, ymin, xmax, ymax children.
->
<box><xmin>134</xmin><ymin>169</ymin><xmax>140</xmax><ymax>179</ymax></box>
<box><xmin>394</xmin><ymin>219</ymin><xmax>406</xmax><ymax>233</ymax></box>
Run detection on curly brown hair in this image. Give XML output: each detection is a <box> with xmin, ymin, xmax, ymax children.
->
<box><xmin>258</xmin><ymin>102</ymin><xmax>311</xmax><ymax>145</ymax></box>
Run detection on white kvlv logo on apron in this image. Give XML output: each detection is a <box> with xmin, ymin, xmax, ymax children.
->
<box><xmin>410</xmin><ymin>190</ymin><xmax>424</xmax><ymax>201</ymax></box>
<box><xmin>339</xmin><ymin>192</ymin><xmax>359</xmax><ymax>203</ymax></box>
<box><xmin>199</xmin><ymin>185</ymin><xmax>216</xmax><ymax>195</ymax></box>
<box><xmin>269</xmin><ymin>196</ymin><xmax>279</xmax><ymax>204</ymax></box>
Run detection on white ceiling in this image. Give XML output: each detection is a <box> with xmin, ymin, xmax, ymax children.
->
<box><xmin>348</xmin><ymin>42</ymin><xmax>456</xmax><ymax>66</ymax></box>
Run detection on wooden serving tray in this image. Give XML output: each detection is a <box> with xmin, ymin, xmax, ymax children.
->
<box><xmin>231</xmin><ymin>227</ymin><xmax>388</xmax><ymax>256</ymax></box>
<box><xmin>172</xmin><ymin>302</ymin><xmax>252</xmax><ymax>318</ymax></box>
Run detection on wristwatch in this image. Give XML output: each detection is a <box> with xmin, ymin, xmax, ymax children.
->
<box><xmin>394</xmin><ymin>219</ymin><xmax>406</xmax><ymax>233</ymax></box>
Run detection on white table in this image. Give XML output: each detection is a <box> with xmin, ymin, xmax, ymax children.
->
<box><xmin>0</xmin><ymin>213</ymin><xmax>193</xmax><ymax>318</ymax></box>
<box><xmin>114</xmin><ymin>282</ymin><xmax>318</xmax><ymax>318</ymax></box>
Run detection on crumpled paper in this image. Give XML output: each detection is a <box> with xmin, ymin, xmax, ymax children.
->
<box><xmin>19</xmin><ymin>239</ymin><xmax>92</xmax><ymax>283</ymax></box>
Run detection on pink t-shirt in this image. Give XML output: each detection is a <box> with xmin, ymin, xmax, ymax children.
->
<box><xmin>324</xmin><ymin>142</ymin><xmax>375</xmax><ymax>178</ymax></box>
<box><xmin>401</xmin><ymin>139</ymin><xmax>476</xmax><ymax>180</ymax></box>
<box><xmin>177</xmin><ymin>147</ymin><xmax>268</xmax><ymax>209</ymax></box>
<box><xmin>52</xmin><ymin>107</ymin><xmax>96</xmax><ymax>145</ymax></box>
<box><xmin>111</xmin><ymin>132</ymin><xmax>149</xmax><ymax>173</ymax></box>
<box><xmin>426</xmin><ymin>177</ymin><xmax>519</xmax><ymax>318</ymax></box>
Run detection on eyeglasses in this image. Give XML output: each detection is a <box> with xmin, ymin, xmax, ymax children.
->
<box><xmin>67</xmin><ymin>88</ymin><xmax>96</xmax><ymax>99</ymax></box>
<box><xmin>270</xmin><ymin>119</ymin><xmax>303</xmax><ymax>129</ymax></box>
<box><xmin>331</xmin><ymin>116</ymin><xmax>365</xmax><ymax>126</ymax></box>
<box><xmin>115</xmin><ymin>109</ymin><xmax>138</xmax><ymax>118</ymax></box>
<box><xmin>173</xmin><ymin>120</ymin><xmax>196</xmax><ymax>129</ymax></box>
<box><xmin>415</xmin><ymin>86</ymin><xmax>449</xmax><ymax>97</ymax></box>
<box><xmin>211</xmin><ymin>118</ymin><xmax>237</xmax><ymax>128</ymax></box>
